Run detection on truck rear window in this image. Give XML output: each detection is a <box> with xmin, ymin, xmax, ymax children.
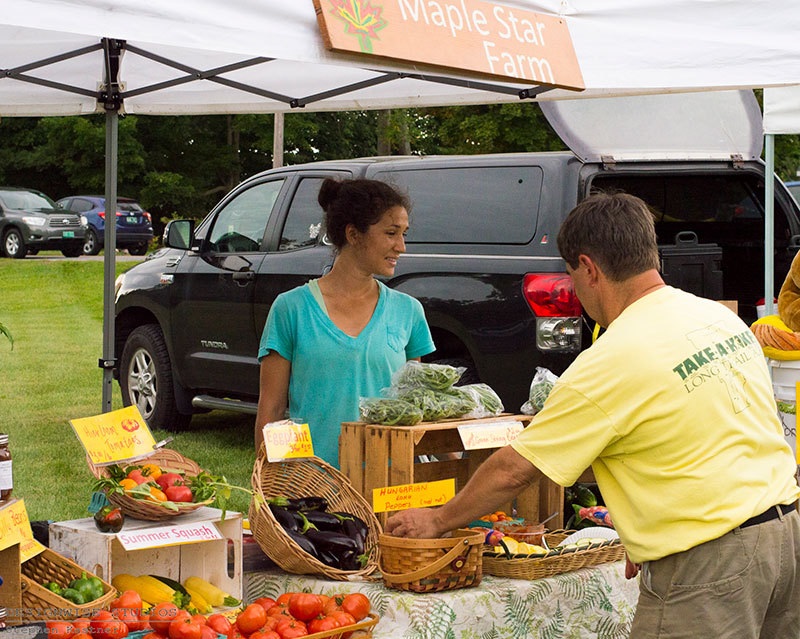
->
<box><xmin>373</xmin><ymin>166</ymin><xmax>542</xmax><ymax>244</ymax></box>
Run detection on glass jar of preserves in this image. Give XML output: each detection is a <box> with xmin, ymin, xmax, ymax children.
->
<box><xmin>0</xmin><ymin>434</ymin><xmax>12</xmax><ymax>502</ymax></box>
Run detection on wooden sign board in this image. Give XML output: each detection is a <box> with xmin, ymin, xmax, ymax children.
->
<box><xmin>313</xmin><ymin>0</ymin><xmax>584</xmax><ymax>89</ymax></box>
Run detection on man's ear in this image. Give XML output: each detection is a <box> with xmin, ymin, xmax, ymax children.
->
<box><xmin>578</xmin><ymin>254</ymin><xmax>600</xmax><ymax>285</ymax></box>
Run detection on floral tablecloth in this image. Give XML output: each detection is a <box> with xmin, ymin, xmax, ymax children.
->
<box><xmin>245</xmin><ymin>561</ymin><xmax>639</xmax><ymax>639</ymax></box>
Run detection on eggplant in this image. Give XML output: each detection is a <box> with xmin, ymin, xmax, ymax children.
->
<box><xmin>303</xmin><ymin>529</ymin><xmax>360</xmax><ymax>556</ymax></box>
<box><xmin>337</xmin><ymin>550</ymin><xmax>361</xmax><ymax>571</ymax></box>
<box><xmin>269</xmin><ymin>504</ymin><xmax>298</xmax><ymax>532</ymax></box>
<box><xmin>286</xmin><ymin>529</ymin><xmax>319</xmax><ymax>558</ymax></box>
<box><xmin>340</xmin><ymin>517</ymin><xmax>365</xmax><ymax>555</ymax></box>
<box><xmin>317</xmin><ymin>548</ymin><xmax>340</xmax><ymax>568</ymax></box>
<box><xmin>333</xmin><ymin>512</ymin><xmax>369</xmax><ymax>542</ymax></box>
<box><xmin>287</xmin><ymin>496</ymin><xmax>329</xmax><ymax>512</ymax></box>
<box><xmin>303</xmin><ymin>510</ymin><xmax>344</xmax><ymax>532</ymax></box>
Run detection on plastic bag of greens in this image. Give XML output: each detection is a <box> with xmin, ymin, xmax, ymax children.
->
<box><xmin>359</xmin><ymin>397</ymin><xmax>423</xmax><ymax>426</ymax></box>
<box><xmin>456</xmin><ymin>383</ymin><xmax>504</xmax><ymax>419</ymax></box>
<box><xmin>390</xmin><ymin>360</ymin><xmax>465</xmax><ymax>390</ymax></box>
<box><xmin>521</xmin><ymin>367</ymin><xmax>559</xmax><ymax>415</ymax></box>
<box><xmin>394</xmin><ymin>386</ymin><xmax>476</xmax><ymax>421</ymax></box>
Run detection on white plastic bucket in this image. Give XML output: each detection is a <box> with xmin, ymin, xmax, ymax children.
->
<box><xmin>768</xmin><ymin>359</ymin><xmax>799</xmax><ymax>460</ymax></box>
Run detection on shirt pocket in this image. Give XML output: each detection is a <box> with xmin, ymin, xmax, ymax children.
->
<box><xmin>387</xmin><ymin>327</ymin><xmax>407</xmax><ymax>354</ymax></box>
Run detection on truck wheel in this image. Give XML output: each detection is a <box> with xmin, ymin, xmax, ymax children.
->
<box><xmin>83</xmin><ymin>228</ymin><xmax>101</xmax><ymax>255</ymax></box>
<box><xmin>429</xmin><ymin>357</ymin><xmax>480</xmax><ymax>385</ymax></box>
<box><xmin>61</xmin><ymin>243</ymin><xmax>83</xmax><ymax>257</ymax></box>
<box><xmin>128</xmin><ymin>242</ymin><xmax>148</xmax><ymax>256</ymax></box>
<box><xmin>120</xmin><ymin>324</ymin><xmax>191</xmax><ymax>431</ymax></box>
<box><xmin>3</xmin><ymin>228</ymin><xmax>26</xmax><ymax>259</ymax></box>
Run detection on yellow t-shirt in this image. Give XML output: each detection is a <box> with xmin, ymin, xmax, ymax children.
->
<box><xmin>511</xmin><ymin>286</ymin><xmax>799</xmax><ymax>563</ymax></box>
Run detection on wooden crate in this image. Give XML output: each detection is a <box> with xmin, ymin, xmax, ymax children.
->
<box><xmin>340</xmin><ymin>414</ymin><xmax>563</xmax><ymax>528</ymax></box>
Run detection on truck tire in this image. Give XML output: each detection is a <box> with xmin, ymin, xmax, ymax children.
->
<box><xmin>83</xmin><ymin>228</ymin><xmax>101</xmax><ymax>255</ymax></box>
<box><xmin>61</xmin><ymin>243</ymin><xmax>83</xmax><ymax>257</ymax></box>
<box><xmin>3</xmin><ymin>228</ymin><xmax>26</xmax><ymax>259</ymax></box>
<box><xmin>120</xmin><ymin>324</ymin><xmax>191</xmax><ymax>431</ymax></box>
<box><xmin>128</xmin><ymin>242</ymin><xmax>148</xmax><ymax>256</ymax></box>
<box><xmin>429</xmin><ymin>357</ymin><xmax>481</xmax><ymax>385</ymax></box>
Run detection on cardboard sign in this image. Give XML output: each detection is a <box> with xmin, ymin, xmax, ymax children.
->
<box><xmin>373</xmin><ymin>478</ymin><xmax>455</xmax><ymax>513</ymax></box>
<box><xmin>458</xmin><ymin>419</ymin><xmax>524</xmax><ymax>450</ymax></box>
<box><xmin>70</xmin><ymin>405</ymin><xmax>158</xmax><ymax>466</ymax></box>
<box><xmin>263</xmin><ymin>421</ymin><xmax>315</xmax><ymax>462</ymax></box>
<box><xmin>0</xmin><ymin>499</ymin><xmax>46</xmax><ymax>562</ymax></box>
<box><xmin>313</xmin><ymin>0</ymin><xmax>584</xmax><ymax>89</ymax></box>
<box><xmin>117</xmin><ymin>521</ymin><xmax>223</xmax><ymax>551</ymax></box>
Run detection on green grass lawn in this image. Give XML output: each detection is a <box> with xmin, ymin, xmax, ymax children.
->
<box><xmin>0</xmin><ymin>257</ymin><xmax>256</xmax><ymax>523</ymax></box>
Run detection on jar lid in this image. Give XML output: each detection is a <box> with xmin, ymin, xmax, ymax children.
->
<box><xmin>0</xmin><ymin>434</ymin><xmax>8</xmax><ymax>445</ymax></box>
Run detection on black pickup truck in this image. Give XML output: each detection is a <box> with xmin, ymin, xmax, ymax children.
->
<box><xmin>113</xmin><ymin>90</ymin><xmax>800</xmax><ymax>430</ymax></box>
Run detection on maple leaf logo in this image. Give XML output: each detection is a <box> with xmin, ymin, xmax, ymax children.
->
<box><xmin>328</xmin><ymin>0</ymin><xmax>388</xmax><ymax>54</ymax></box>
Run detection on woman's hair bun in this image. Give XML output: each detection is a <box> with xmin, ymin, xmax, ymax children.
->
<box><xmin>318</xmin><ymin>178</ymin><xmax>342</xmax><ymax>210</ymax></box>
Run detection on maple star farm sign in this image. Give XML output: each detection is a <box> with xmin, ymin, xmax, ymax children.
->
<box><xmin>314</xmin><ymin>0</ymin><xmax>584</xmax><ymax>89</ymax></box>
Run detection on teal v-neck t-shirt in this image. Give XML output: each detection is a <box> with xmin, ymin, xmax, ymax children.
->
<box><xmin>258</xmin><ymin>281</ymin><xmax>435</xmax><ymax>467</ymax></box>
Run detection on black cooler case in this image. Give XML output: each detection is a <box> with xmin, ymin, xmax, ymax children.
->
<box><xmin>659</xmin><ymin>231</ymin><xmax>723</xmax><ymax>300</ymax></box>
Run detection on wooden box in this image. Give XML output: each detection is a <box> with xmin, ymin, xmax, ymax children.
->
<box><xmin>49</xmin><ymin>506</ymin><xmax>242</xmax><ymax>600</ymax></box>
<box><xmin>340</xmin><ymin>414</ymin><xmax>563</xmax><ymax>527</ymax></box>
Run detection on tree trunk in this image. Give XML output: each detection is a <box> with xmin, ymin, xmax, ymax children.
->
<box><xmin>377</xmin><ymin>110</ymin><xmax>391</xmax><ymax>156</ymax></box>
<box><xmin>227</xmin><ymin>115</ymin><xmax>240</xmax><ymax>190</ymax></box>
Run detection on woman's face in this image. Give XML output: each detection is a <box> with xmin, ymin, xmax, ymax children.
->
<box><xmin>349</xmin><ymin>205</ymin><xmax>409</xmax><ymax>277</ymax></box>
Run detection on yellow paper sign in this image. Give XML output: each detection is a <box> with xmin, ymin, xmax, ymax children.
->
<box><xmin>70</xmin><ymin>405</ymin><xmax>157</xmax><ymax>466</ymax></box>
<box><xmin>0</xmin><ymin>499</ymin><xmax>46</xmax><ymax>562</ymax></box>
<box><xmin>264</xmin><ymin>421</ymin><xmax>315</xmax><ymax>462</ymax></box>
<box><xmin>458</xmin><ymin>420</ymin><xmax>524</xmax><ymax>450</ymax></box>
<box><xmin>373</xmin><ymin>479</ymin><xmax>456</xmax><ymax>513</ymax></box>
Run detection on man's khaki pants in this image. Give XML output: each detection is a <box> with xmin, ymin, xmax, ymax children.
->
<box><xmin>630</xmin><ymin>508</ymin><xmax>800</xmax><ymax>638</ymax></box>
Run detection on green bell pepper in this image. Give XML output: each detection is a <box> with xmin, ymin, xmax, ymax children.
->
<box><xmin>43</xmin><ymin>581</ymin><xmax>63</xmax><ymax>595</ymax></box>
<box><xmin>88</xmin><ymin>576</ymin><xmax>104</xmax><ymax>601</ymax></box>
<box><xmin>68</xmin><ymin>572</ymin><xmax>97</xmax><ymax>603</ymax></box>
<box><xmin>60</xmin><ymin>588</ymin><xmax>86</xmax><ymax>605</ymax></box>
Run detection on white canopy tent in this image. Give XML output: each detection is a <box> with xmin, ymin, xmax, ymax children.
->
<box><xmin>4</xmin><ymin>0</ymin><xmax>800</xmax><ymax>411</ymax></box>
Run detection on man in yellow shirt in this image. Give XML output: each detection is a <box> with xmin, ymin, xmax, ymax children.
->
<box><xmin>386</xmin><ymin>192</ymin><xmax>800</xmax><ymax>638</ymax></box>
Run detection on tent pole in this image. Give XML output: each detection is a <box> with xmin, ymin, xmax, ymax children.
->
<box><xmin>765</xmin><ymin>133</ymin><xmax>775</xmax><ymax>316</ymax></box>
<box><xmin>102</xmin><ymin>110</ymin><xmax>118</xmax><ymax>412</ymax></box>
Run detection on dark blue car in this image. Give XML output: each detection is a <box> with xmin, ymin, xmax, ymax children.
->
<box><xmin>56</xmin><ymin>195</ymin><xmax>154</xmax><ymax>256</ymax></box>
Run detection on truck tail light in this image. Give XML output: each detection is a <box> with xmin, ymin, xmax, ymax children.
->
<box><xmin>523</xmin><ymin>273</ymin><xmax>583</xmax><ymax>352</ymax></box>
<box><xmin>98</xmin><ymin>211</ymin><xmax>105</xmax><ymax>219</ymax></box>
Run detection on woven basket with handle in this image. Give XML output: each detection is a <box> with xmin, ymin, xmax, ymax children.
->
<box><xmin>88</xmin><ymin>448</ymin><xmax>209</xmax><ymax>521</ymax></box>
<box><xmin>379</xmin><ymin>528</ymin><xmax>484</xmax><ymax>593</ymax></box>
<box><xmin>249</xmin><ymin>447</ymin><xmax>382</xmax><ymax>580</ymax></box>
<box><xmin>18</xmin><ymin>547</ymin><xmax>116</xmax><ymax>622</ymax></box>
<box><xmin>482</xmin><ymin>530</ymin><xmax>626</xmax><ymax>579</ymax></box>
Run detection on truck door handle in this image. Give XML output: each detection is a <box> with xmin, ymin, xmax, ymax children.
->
<box><xmin>232</xmin><ymin>271</ymin><xmax>256</xmax><ymax>283</ymax></box>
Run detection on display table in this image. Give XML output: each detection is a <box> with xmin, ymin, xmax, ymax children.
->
<box><xmin>245</xmin><ymin>561</ymin><xmax>639</xmax><ymax>639</ymax></box>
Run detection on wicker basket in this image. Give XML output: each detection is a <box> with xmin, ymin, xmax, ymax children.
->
<box><xmin>249</xmin><ymin>449</ymin><xmax>383</xmax><ymax>580</ymax></box>
<box><xmin>379</xmin><ymin>529</ymin><xmax>484</xmax><ymax>593</ymax></box>
<box><xmin>18</xmin><ymin>547</ymin><xmax>116</xmax><ymax>622</ymax></box>
<box><xmin>482</xmin><ymin>530</ymin><xmax>626</xmax><ymax>580</ymax></box>
<box><xmin>88</xmin><ymin>448</ymin><xmax>210</xmax><ymax>521</ymax></box>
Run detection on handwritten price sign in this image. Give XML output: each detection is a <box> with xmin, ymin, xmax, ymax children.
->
<box><xmin>264</xmin><ymin>421</ymin><xmax>315</xmax><ymax>462</ymax></box>
<box><xmin>457</xmin><ymin>420</ymin><xmax>524</xmax><ymax>450</ymax></box>
<box><xmin>373</xmin><ymin>479</ymin><xmax>455</xmax><ymax>513</ymax></box>
<box><xmin>70</xmin><ymin>405</ymin><xmax>157</xmax><ymax>466</ymax></box>
<box><xmin>0</xmin><ymin>499</ymin><xmax>46</xmax><ymax>562</ymax></box>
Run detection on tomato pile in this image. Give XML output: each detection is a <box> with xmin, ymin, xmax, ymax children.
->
<box><xmin>43</xmin><ymin>590</ymin><xmax>371</xmax><ymax>639</ymax></box>
<box><xmin>102</xmin><ymin>462</ymin><xmax>196</xmax><ymax>504</ymax></box>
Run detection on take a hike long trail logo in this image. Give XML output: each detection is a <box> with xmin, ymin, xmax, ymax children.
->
<box><xmin>328</xmin><ymin>0</ymin><xmax>388</xmax><ymax>53</ymax></box>
<box><xmin>671</xmin><ymin>325</ymin><xmax>760</xmax><ymax>412</ymax></box>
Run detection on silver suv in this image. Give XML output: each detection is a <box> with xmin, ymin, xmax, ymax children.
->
<box><xmin>0</xmin><ymin>187</ymin><xmax>87</xmax><ymax>258</ymax></box>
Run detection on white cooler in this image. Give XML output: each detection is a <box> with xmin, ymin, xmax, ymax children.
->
<box><xmin>768</xmin><ymin>359</ymin><xmax>800</xmax><ymax>461</ymax></box>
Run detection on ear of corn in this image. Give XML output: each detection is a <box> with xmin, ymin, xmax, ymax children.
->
<box><xmin>183</xmin><ymin>576</ymin><xmax>240</xmax><ymax>607</ymax></box>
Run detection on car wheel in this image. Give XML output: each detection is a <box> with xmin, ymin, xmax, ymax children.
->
<box><xmin>428</xmin><ymin>357</ymin><xmax>481</xmax><ymax>385</ymax></box>
<box><xmin>120</xmin><ymin>324</ymin><xmax>192</xmax><ymax>431</ymax></box>
<box><xmin>83</xmin><ymin>228</ymin><xmax>101</xmax><ymax>255</ymax></box>
<box><xmin>27</xmin><ymin>248</ymin><xmax>39</xmax><ymax>255</ymax></box>
<box><xmin>3</xmin><ymin>228</ymin><xmax>26</xmax><ymax>259</ymax></box>
<box><xmin>61</xmin><ymin>243</ymin><xmax>83</xmax><ymax>257</ymax></box>
<box><xmin>128</xmin><ymin>242</ymin><xmax>148</xmax><ymax>256</ymax></box>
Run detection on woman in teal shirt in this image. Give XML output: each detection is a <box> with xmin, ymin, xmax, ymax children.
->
<box><xmin>255</xmin><ymin>178</ymin><xmax>435</xmax><ymax>466</ymax></box>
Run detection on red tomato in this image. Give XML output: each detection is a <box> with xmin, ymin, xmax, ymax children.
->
<box><xmin>199</xmin><ymin>626</ymin><xmax>218</xmax><ymax>639</ymax></box>
<box><xmin>206</xmin><ymin>614</ymin><xmax>233</xmax><ymax>636</ymax></box>
<box><xmin>46</xmin><ymin>621</ymin><xmax>76</xmax><ymax>638</ymax></box>
<box><xmin>190</xmin><ymin>615</ymin><xmax>207</xmax><ymax>626</ymax></box>
<box><xmin>127</xmin><ymin>469</ymin><xmax>153</xmax><ymax>485</ymax></box>
<box><xmin>330</xmin><ymin>612</ymin><xmax>356</xmax><ymax>639</ymax></box>
<box><xmin>275</xmin><ymin>593</ymin><xmax>295</xmax><ymax>606</ymax></box>
<box><xmin>340</xmin><ymin>593</ymin><xmax>370</xmax><ymax>622</ymax></box>
<box><xmin>288</xmin><ymin>593</ymin><xmax>322</xmax><ymax>622</ymax></box>
<box><xmin>165</xmin><ymin>484</ymin><xmax>194</xmax><ymax>502</ymax></box>
<box><xmin>156</xmin><ymin>472</ymin><xmax>184</xmax><ymax>491</ymax></box>
<box><xmin>141</xmin><ymin>634</ymin><xmax>167</xmax><ymax>639</ymax></box>
<box><xmin>114</xmin><ymin>607</ymin><xmax>145</xmax><ymax>632</ymax></box>
<box><xmin>90</xmin><ymin>611</ymin><xmax>115</xmax><ymax>639</ymax></box>
<box><xmin>73</xmin><ymin>619</ymin><xmax>91</xmax><ymax>633</ymax></box>
<box><xmin>167</xmin><ymin>611</ymin><xmax>194</xmax><ymax>639</ymax></box>
<box><xmin>254</xmin><ymin>597</ymin><xmax>277</xmax><ymax>612</ymax></box>
<box><xmin>111</xmin><ymin>590</ymin><xmax>144</xmax><ymax>612</ymax></box>
<box><xmin>73</xmin><ymin>635</ymin><xmax>92</xmax><ymax>639</ymax></box>
<box><xmin>229</xmin><ymin>630</ymin><xmax>246</xmax><ymax>639</ymax></box>
<box><xmin>275</xmin><ymin>618</ymin><xmax>308</xmax><ymax>639</ymax></box>
<box><xmin>307</xmin><ymin>616</ymin><xmax>340</xmax><ymax>634</ymax></box>
<box><xmin>266</xmin><ymin>605</ymin><xmax>292</xmax><ymax>619</ymax></box>
<box><xmin>322</xmin><ymin>595</ymin><xmax>345</xmax><ymax>616</ymax></box>
<box><xmin>262</xmin><ymin>616</ymin><xmax>281</xmax><ymax>631</ymax></box>
<box><xmin>99</xmin><ymin>620</ymin><xmax>129</xmax><ymax>639</ymax></box>
<box><xmin>250</xmin><ymin>632</ymin><xmax>281</xmax><ymax>639</ymax></box>
<box><xmin>236</xmin><ymin>603</ymin><xmax>268</xmax><ymax>635</ymax></box>
<box><xmin>172</xmin><ymin>622</ymin><xmax>203</xmax><ymax>639</ymax></box>
<box><xmin>149</xmin><ymin>603</ymin><xmax>181</xmax><ymax>636</ymax></box>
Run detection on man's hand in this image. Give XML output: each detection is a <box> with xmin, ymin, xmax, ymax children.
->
<box><xmin>625</xmin><ymin>553</ymin><xmax>641</xmax><ymax>579</ymax></box>
<box><xmin>385</xmin><ymin>508</ymin><xmax>444</xmax><ymax>539</ymax></box>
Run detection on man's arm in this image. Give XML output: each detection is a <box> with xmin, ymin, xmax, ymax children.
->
<box><xmin>385</xmin><ymin>445</ymin><xmax>544</xmax><ymax>538</ymax></box>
